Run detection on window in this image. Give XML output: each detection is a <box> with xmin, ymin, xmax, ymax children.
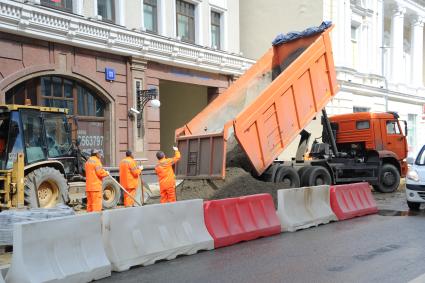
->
<box><xmin>77</xmin><ymin>85</ymin><xmax>104</xmax><ymax>117</ymax></box>
<box><xmin>353</xmin><ymin>106</ymin><xmax>370</xmax><ymax>113</ymax></box>
<box><xmin>356</xmin><ymin>120</ymin><xmax>370</xmax><ymax>130</ymax></box>
<box><xmin>408</xmin><ymin>114</ymin><xmax>417</xmax><ymax>148</ymax></box>
<box><xmin>21</xmin><ymin>110</ymin><xmax>47</xmax><ymax>164</ymax></box>
<box><xmin>211</xmin><ymin>11</ymin><xmax>221</xmax><ymax>49</ymax></box>
<box><xmin>44</xmin><ymin>113</ymin><xmax>72</xmax><ymax>158</ymax></box>
<box><xmin>351</xmin><ymin>25</ymin><xmax>358</xmax><ymax>42</ymax></box>
<box><xmin>144</xmin><ymin>0</ymin><xmax>158</xmax><ymax>33</ymax></box>
<box><xmin>386</xmin><ymin>121</ymin><xmax>401</xmax><ymax>135</ymax></box>
<box><xmin>40</xmin><ymin>0</ymin><xmax>73</xmax><ymax>12</ymax></box>
<box><xmin>6</xmin><ymin>76</ymin><xmax>105</xmax><ymax>118</ymax></box>
<box><xmin>176</xmin><ymin>0</ymin><xmax>195</xmax><ymax>43</ymax></box>
<box><xmin>41</xmin><ymin>77</ymin><xmax>75</xmax><ymax>114</ymax></box>
<box><xmin>98</xmin><ymin>0</ymin><xmax>115</xmax><ymax>23</ymax></box>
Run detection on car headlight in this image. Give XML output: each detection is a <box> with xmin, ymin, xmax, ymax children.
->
<box><xmin>407</xmin><ymin>170</ymin><xmax>420</xmax><ymax>182</ymax></box>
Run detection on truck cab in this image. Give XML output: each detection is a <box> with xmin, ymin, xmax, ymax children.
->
<box><xmin>329</xmin><ymin>112</ymin><xmax>408</xmax><ymax>176</ymax></box>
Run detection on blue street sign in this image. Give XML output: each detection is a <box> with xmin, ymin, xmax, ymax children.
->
<box><xmin>105</xmin><ymin>68</ymin><xmax>115</xmax><ymax>81</ymax></box>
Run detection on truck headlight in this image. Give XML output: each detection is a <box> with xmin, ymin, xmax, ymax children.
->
<box><xmin>407</xmin><ymin>170</ymin><xmax>420</xmax><ymax>182</ymax></box>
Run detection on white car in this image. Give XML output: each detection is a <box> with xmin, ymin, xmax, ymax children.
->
<box><xmin>406</xmin><ymin>145</ymin><xmax>425</xmax><ymax>210</ymax></box>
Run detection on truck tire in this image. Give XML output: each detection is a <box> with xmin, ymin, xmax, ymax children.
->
<box><xmin>301</xmin><ymin>166</ymin><xmax>332</xmax><ymax>187</ymax></box>
<box><xmin>407</xmin><ymin>201</ymin><xmax>420</xmax><ymax>211</ymax></box>
<box><xmin>274</xmin><ymin>166</ymin><xmax>300</xmax><ymax>188</ymax></box>
<box><xmin>24</xmin><ymin>167</ymin><xmax>68</xmax><ymax>208</ymax></box>
<box><xmin>102</xmin><ymin>176</ymin><xmax>122</xmax><ymax>209</ymax></box>
<box><xmin>297</xmin><ymin>166</ymin><xmax>311</xmax><ymax>184</ymax></box>
<box><xmin>374</xmin><ymin>164</ymin><xmax>400</xmax><ymax>193</ymax></box>
<box><xmin>261</xmin><ymin>164</ymin><xmax>280</xmax><ymax>182</ymax></box>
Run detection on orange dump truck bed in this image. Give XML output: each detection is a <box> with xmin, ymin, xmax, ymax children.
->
<box><xmin>175</xmin><ymin>24</ymin><xmax>339</xmax><ymax>179</ymax></box>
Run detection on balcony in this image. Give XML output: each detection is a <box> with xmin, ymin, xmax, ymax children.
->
<box><xmin>0</xmin><ymin>0</ymin><xmax>254</xmax><ymax>75</ymax></box>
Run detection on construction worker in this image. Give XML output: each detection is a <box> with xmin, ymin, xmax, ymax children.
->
<box><xmin>85</xmin><ymin>149</ymin><xmax>109</xmax><ymax>212</ymax></box>
<box><xmin>119</xmin><ymin>150</ymin><xmax>143</xmax><ymax>207</ymax></box>
<box><xmin>155</xmin><ymin>146</ymin><xmax>181</xmax><ymax>203</ymax></box>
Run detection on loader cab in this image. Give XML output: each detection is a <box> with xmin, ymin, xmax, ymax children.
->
<box><xmin>0</xmin><ymin>105</ymin><xmax>73</xmax><ymax>173</ymax></box>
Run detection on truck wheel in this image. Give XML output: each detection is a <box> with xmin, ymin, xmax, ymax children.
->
<box><xmin>301</xmin><ymin>166</ymin><xmax>331</xmax><ymax>187</ymax></box>
<box><xmin>261</xmin><ymin>164</ymin><xmax>280</xmax><ymax>182</ymax></box>
<box><xmin>25</xmin><ymin>167</ymin><xmax>69</xmax><ymax>208</ymax></box>
<box><xmin>275</xmin><ymin>166</ymin><xmax>300</xmax><ymax>188</ymax></box>
<box><xmin>102</xmin><ymin>176</ymin><xmax>122</xmax><ymax>209</ymax></box>
<box><xmin>374</xmin><ymin>164</ymin><xmax>400</xmax><ymax>193</ymax></box>
<box><xmin>297</xmin><ymin>166</ymin><xmax>311</xmax><ymax>185</ymax></box>
<box><xmin>407</xmin><ymin>201</ymin><xmax>420</xmax><ymax>211</ymax></box>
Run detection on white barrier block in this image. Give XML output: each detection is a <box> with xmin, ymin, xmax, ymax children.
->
<box><xmin>6</xmin><ymin>213</ymin><xmax>111</xmax><ymax>283</ymax></box>
<box><xmin>102</xmin><ymin>199</ymin><xmax>214</xmax><ymax>272</ymax></box>
<box><xmin>277</xmin><ymin>185</ymin><xmax>337</xmax><ymax>232</ymax></box>
<box><xmin>0</xmin><ymin>270</ymin><xmax>4</xmax><ymax>283</ymax></box>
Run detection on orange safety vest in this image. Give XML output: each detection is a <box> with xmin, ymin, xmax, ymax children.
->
<box><xmin>85</xmin><ymin>156</ymin><xmax>108</xmax><ymax>192</ymax></box>
<box><xmin>119</xmin><ymin>156</ymin><xmax>141</xmax><ymax>189</ymax></box>
<box><xmin>155</xmin><ymin>150</ymin><xmax>181</xmax><ymax>189</ymax></box>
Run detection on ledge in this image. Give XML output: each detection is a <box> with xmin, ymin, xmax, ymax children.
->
<box><xmin>0</xmin><ymin>0</ymin><xmax>255</xmax><ymax>75</ymax></box>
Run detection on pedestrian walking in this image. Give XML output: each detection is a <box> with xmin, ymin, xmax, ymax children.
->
<box><xmin>155</xmin><ymin>146</ymin><xmax>181</xmax><ymax>203</ymax></box>
<box><xmin>119</xmin><ymin>150</ymin><xmax>143</xmax><ymax>207</ymax></box>
<box><xmin>85</xmin><ymin>149</ymin><xmax>109</xmax><ymax>212</ymax></box>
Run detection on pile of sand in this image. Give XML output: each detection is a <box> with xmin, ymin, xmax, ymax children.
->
<box><xmin>175</xmin><ymin>167</ymin><xmax>288</xmax><ymax>206</ymax></box>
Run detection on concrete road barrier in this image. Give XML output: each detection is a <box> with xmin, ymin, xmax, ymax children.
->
<box><xmin>102</xmin><ymin>199</ymin><xmax>214</xmax><ymax>272</ymax></box>
<box><xmin>0</xmin><ymin>270</ymin><xmax>4</xmax><ymax>283</ymax></box>
<box><xmin>204</xmin><ymin>194</ymin><xmax>281</xmax><ymax>248</ymax></box>
<box><xmin>277</xmin><ymin>185</ymin><xmax>337</xmax><ymax>232</ymax></box>
<box><xmin>6</xmin><ymin>213</ymin><xmax>111</xmax><ymax>283</ymax></box>
<box><xmin>330</xmin><ymin>182</ymin><xmax>378</xmax><ymax>220</ymax></box>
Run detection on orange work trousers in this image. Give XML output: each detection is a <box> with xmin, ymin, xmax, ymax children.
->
<box><xmin>86</xmin><ymin>191</ymin><xmax>102</xmax><ymax>212</ymax></box>
<box><xmin>160</xmin><ymin>186</ymin><xmax>176</xmax><ymax>203</ymax></box>
<box><xmin>124</xmin><ymin>188</ymin><xmax>137</xmax><ymax>207</ymax></box>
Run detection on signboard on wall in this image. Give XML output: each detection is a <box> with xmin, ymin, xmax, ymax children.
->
<box><xmin>77</xmin><ymin>121</ymin><xmax>105</xmax><ymax>157</ymax></box>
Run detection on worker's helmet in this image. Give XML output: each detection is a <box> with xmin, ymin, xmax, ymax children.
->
<box><xmin>91</xmin><ymin>149</ymin><xmax>100</xmax><ymax>156</ymax></box>
<box><xmin>126</xmin><ymin>150</ymin><xmax>132</xmax><ymax>157</ymax></box>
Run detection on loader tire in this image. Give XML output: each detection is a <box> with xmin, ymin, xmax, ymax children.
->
<box><xmin>25</xmin><ymin>167</ymin><xmax>68</xmax><ymax>208</ymax></box>
<box><xmin>102</xmin><ymin>176</ymin><xmax>121</xmax><ymax>209</ymax></box>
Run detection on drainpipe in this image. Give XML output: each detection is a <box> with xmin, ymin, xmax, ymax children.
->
<box><xmin>380</xmin><ymin>1</ymin><xmax>389</xmax><ymax>111</ymax></box>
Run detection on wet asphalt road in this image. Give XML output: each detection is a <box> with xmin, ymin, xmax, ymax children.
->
<box><xmin>99</xmin><ymin>190</ymin><xmax>425</xmax><ymax>283</ymax></box>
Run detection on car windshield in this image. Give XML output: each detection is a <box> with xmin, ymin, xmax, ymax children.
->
<box><xmin>416</xmin><ymin>146</ymin><xmax>425</xmax><ymax>166</ymax></box>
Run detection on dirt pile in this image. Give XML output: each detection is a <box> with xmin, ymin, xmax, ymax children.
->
<box><xmin>176</xmin><ymin>167</ymin><xmax>287</xmax><ymax>206</ymax></box>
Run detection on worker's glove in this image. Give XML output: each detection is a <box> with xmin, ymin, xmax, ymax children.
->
<box><xmin>105</xmin><ymin>171</ymin><xmax>110</xmax><ymax>175</ymax></box>
<box><xmin>172</xmin><ymin>146</ymin><xmax>178</xmax><ymax>151</ymax></box>
<box><xmin>139</xmin><ymin>165</ymin><xmax>144</xmax><ymax>171</ymax></box>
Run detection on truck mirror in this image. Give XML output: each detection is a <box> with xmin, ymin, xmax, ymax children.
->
<box><xmin>407</xmin><ymin>157</ymin><xmax>414</xmax><ymax>165</ymax></box>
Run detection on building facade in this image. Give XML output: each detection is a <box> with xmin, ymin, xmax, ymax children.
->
<box><xmin>0</xmin><ymin>0</ymin><xmax>253</xmax><ymax>165</ymax></box>
<box><xmin>240</xmin><ymin>0</ymin><xmax>425</xmax><ymax>156</ymax></box>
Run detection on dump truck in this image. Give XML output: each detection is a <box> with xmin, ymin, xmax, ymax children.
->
<box><xmin>175</xmin><ymin>23</ymin><xmax>407</xmax><ymax>193</ymax></box>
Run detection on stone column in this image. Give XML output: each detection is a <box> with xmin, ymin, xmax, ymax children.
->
<box><xmin>390</xmin><ymin>5</ymin><xmax>406</xmax><ymax>83</ymax></box>
<box><xmin>411</xmin><ymin>16</ymin><xmax>424</xmax><ymax>86</ymax></box>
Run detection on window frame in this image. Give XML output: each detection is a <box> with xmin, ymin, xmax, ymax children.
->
<box><xmin>143</xmin><ymin>0</ymin><xmax>158</xmax><ymax>33</ymax></box>
<box><xmin>40</xmin><ymin>0</ymin><xmax>73</xmax><ymax>13</ymax></box>
<box><xmin>356</xmin><ymin>120</ymin><xmax>370</xmax><ymax>130</ymax></box>
<box><xmin>210</xmin><ymin>10</ymin><xmax>221</xmax><ymax>49</ymax></box>
<box><xmin>176</xmin><ymin>0</ymin><xmax>196</xmax><ymax>43</ymax></box>
<box><xmin>97</xmin><ymin>0</ymin><xmax>116</xmax><ymax>23</ymax></box>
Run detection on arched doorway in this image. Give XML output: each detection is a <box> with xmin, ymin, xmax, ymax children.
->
<box><xmin>5</xmin><ymin>76</ymin><xmax>110</xmax><ymax>161</ymax></box>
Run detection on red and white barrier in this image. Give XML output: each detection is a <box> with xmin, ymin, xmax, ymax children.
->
<box><xmin>204</xmin><ymin>194</ymin><xmax>281</xmax><ymax>248</ymax></box>
<box><xmin>330</xmin><ymin>182</ymin><xmax>378</xmax><ymax>220</ymax></box>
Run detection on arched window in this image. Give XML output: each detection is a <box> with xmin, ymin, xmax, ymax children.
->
<box><xmin>6</xmin><ymin>76</ymin><xmax>105</xmax><ymax>117</ymax></box>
